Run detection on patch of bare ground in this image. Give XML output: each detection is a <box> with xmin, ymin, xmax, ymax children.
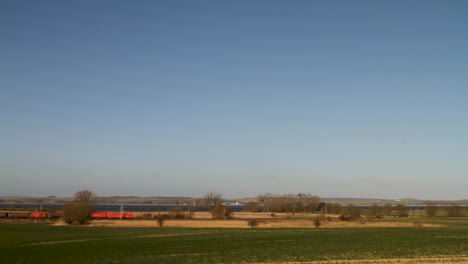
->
<box><xmin>257</xmin><ymin>255</ymin><xmax>468</xmax><ymax>263</ymax></box>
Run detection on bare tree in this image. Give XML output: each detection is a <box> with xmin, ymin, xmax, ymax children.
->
<box><xmin>170</xmin><ymin>200</ymin><xmax>184</xmax><ymax>219</ymax></box>
<box><xmin>339</xmin><ymin>204</ymin><xmax>361</xmax><ymax>221</ymax></box>
<box><xmin>348</xmin><ymin>204</ymin><xmax>361</xmax><ymax>220</ymax></box>
<box><xmin>212</xmin><ymin>205</ymin><xmax>233</xmax><ymax>220</ymax></box>
<box><xmin>157</xmin><ymin>215</ymin><xmax>165</xmax><ymax>227</ymax></box>
<box><xmin>325</xmin><ymin>202</ymin><xmax>342</xmax><ymax>214</ymax></box>
<box><xmin>313</xmin><ymin>217</ymin><xmax>322</xmax><ymax>228</ymax></box>
<box><xmin>204</xmin><ymin>192</ymin><xmax>223</xmax><ymax>218</ymax></box>
<box><xmin>368</xmin><ymin>203</ymin><xmax>380</xmax><ymax>218</ymax></box>
<box><xmin>74</xmin><ymin>190</ymin><xmax>96</xmax><ymax>204</ymax></box>
<box><xmin>188</xmin><ymin>198</ymin><xmax>201</xmax><ymax>218</ymax></box>
<box><xmin>257</xmin><ymin>193</ymin><xmax>320</xmax><ymax>215</ymax></box>
<box><xmin>395</xmin><ymin>204</ymin><xmax>408</xmax><ymax>217</ymax></box>
<box><xmin>303</xmin><ymin>194</ymin><xmax>320</xmax><ymax>213</ymax></box>
<box><xmin>63</xmin><ymin>190</ymin><xmax>96</xmax><ymax>225</ymax></box>
<box><xmin>383</xmin><ymin>203</ymin><xmax>393</xmax><ymax>216</ymax></box>
<box><xmin>258</xmin><ymin>193</ymin><xmax>273</xmax><ymax>215</ymax></box>
<box><xmin>244</xmin><ymin>201</ymin><xmax>260</xmax><ymax>214</ymax></box>
<box><xmin>445</xmin><ymin>203</ymin><xmax>462</xmax><ymax>217</ymax></box>
<box><xmin>425</xmin><ymin>202</ymin><xmax>438</xmax><ymax>217</ymax></box>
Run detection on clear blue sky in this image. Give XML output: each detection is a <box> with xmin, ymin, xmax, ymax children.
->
<box><xmin>1</xmin><ymin>0</ymin><xmax>467</xmax><ymax>200</ymax></box>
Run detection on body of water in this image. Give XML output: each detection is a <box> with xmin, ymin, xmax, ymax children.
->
<box><xmin>0</xmin><ymin>203</ymin><xmax>243</xmax><ymax>212</ymax></box>
<box><xmin>0</xmin><ymin>203</ymin><xmax>465</xmax><ymax>212</ymax></box>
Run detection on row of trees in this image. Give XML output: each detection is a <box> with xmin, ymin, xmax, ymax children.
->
<box><xmin>325</xmin><ymin>202</ymin><xmax>464</xmax><ymax>218</ymax></box>
<box><xmin>62</xmin><ymin>191</ymin><xmax>233</xmax><ymax>224</ymax></box>
<box><xmin>63</xmin><ymin>191</ymin><xmax>321</xmax><ymax>224</ymax></box>
<box><xmin>244</xmin><ymin>193</ymin><xmax>321</xmax><ymax>215</ymax></box>
<box><xmin>425</xmin><ymin>202</ymin><xmax>464</xmax><ymax>217</ymax></box>
<box><xmin>326</xmin><ymin>203</ymin><xmax>413</xmax><ymax>218</ymax></box>
<box><xmin>62</xmin><ymin>190</ymin><xmax>465</xmax><ymax>225</ymax></box>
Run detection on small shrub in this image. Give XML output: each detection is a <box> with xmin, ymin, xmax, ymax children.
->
<box><xmin>339</xmin><ymin>214</ymin><xmax>352</xmax><ymax>221</ymax></box>
<box><xmin>174</xmin><ymin>213</ymin><xmax>186</xmax><ymax>219</ymax></box>
<box><xmin>157</xmin><ymin>215</ymin><xmax>165</xmax><ymax>227</ymax></box>
<box><xmin>247</xmin><ymin>219</ymin><xmax>258</xmax><ymax>227</ymax></box>
<box><xmin>313</xmin><ymin>217</ymin><xmax>321</xmax><ymax>228</ymax></box>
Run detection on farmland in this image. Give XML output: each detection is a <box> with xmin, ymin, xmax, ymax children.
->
<box><xmin>1</xmin><ymin>217</ymin><xmax>467</xmax><ymax>263</ymax></box>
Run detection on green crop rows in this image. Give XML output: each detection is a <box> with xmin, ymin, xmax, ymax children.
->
<box><xmin>1</xmin><ymin>218</ymin><xmax>467</xmax><ymax>264</ymax></box>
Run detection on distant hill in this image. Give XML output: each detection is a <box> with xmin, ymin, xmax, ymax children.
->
<box><xmin>0</xmin><ymin>196</ymin><xmax>466</xmax><ymax>205</ymax></box>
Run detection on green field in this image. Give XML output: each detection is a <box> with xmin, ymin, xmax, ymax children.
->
<box><xmin>1</xmin><ymin>218</ymin><xmax>467</xmax><ymax>264</ymax></box>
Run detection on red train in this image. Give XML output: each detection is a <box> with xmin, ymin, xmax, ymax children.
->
<box><xmin>0</xmin><ymin>211</ymin><xmax>50</xmax><ymax>219</ymax></box>
<box><xmin>91</xmin><ymin>212</ymin><xmax>134</xmax><ymax>219</ymax></box>
<box><xmin>0</xmin><ymin>211</ymin><xmax>134</xmax><ymax>220</ymax></box>
<box><xmin>30</xmin><ymin>212</ymin><xmax>48</xmax><ymax>218</ymax></box>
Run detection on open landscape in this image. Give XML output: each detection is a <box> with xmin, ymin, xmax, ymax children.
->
<box><xmin>1</xmin><ymin>216</ymin><xmax>467</xmax><ymax>264</ymax></box>
<box><xmin>1</xmin><ymin>192</ymin><xmax>467</xmax><ymax>263</ymax></box>
<box><xmin>2</xmin><ymin>1</ymin><xmax>467</xmax><ymax>263</ymax></box>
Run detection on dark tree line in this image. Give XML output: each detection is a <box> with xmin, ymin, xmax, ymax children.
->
<box><xmin>253</xmin><ymin>193</ymin><xmax>321</xmax><ymax>215</ymax></box>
